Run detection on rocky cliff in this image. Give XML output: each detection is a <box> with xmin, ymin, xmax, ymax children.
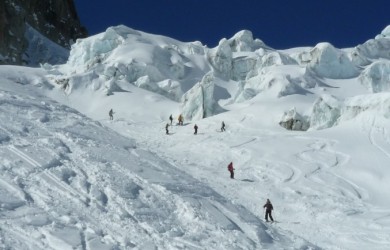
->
<box><xmin>0</xmin><ymin>0</ymin><xmax>87</xmax><ymax>65</ymax></box>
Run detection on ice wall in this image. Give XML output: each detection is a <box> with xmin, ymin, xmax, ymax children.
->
<box><xmin>307</xmin><ymin>43</ymin><xmax>359</xmax><ymax>79</ymax></box>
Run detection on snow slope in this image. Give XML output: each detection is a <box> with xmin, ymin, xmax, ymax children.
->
<box><xmin>0</xmin><ymin>68</ymin><xmax>317</xmax><ymax>249</ymax></box>
<box><xmin>2</xmin><ymin>24</ymin><xmax>390</xmax><ymax>250</ymax></box>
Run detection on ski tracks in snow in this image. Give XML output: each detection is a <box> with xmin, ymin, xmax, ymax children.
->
<box><xmin>294</xmin><ymin>138</ymin><xmax>362</xmax><ymax>200</ymax></box>
<box><xmin>109</xmin><ymin>121</ymin><xmax>322</xmax><ymax>249</ymax></box>
<box><xmin>367</xmin><ymin>117</ymin><xmax>390</xmax><ymax>159</ymax></box>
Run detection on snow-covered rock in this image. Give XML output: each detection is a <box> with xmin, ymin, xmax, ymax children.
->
<box><xmin>307</xmin><ymin>43</ymin><xmax>359</xmax><ymax>79</ymax></box>
<box><xmin>279</xmin><ymin>107</ymin><xmax>309</xmax><ymax>131</ymax></box>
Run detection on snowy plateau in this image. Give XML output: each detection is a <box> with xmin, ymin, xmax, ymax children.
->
<box><xmin>1</xmin><ymin>25</ymin><xmax>390</xmax><ymax>250</ymax></box>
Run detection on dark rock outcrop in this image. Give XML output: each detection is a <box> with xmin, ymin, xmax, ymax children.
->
<box><xmin>0</xmin><ymin>0</ymin><xmax>87</xmax><ymax>65</ymax></box>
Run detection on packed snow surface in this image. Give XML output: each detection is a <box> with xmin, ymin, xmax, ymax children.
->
<box><xmin>2</xmin><ymin>24</ymin><xmax>390</xmax><ymax>249</ymax></box>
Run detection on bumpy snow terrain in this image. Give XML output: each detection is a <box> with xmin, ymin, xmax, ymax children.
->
<box><xmin>1</xmin><ymin>24</ymin><xmax>390</xmax><ymax>249</ymax></box>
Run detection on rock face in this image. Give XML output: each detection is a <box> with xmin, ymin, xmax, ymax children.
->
<box><xmin>0</xmin><ymin>0</ymin><xmax>87</xmax><ymax>65</ymax></box>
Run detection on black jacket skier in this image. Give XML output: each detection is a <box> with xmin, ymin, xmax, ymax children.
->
<box><xmin>109</xmin><ymin>109</ymin><xmax>114</xmax><ymax>120</ymax></box>
<box><xmin>169</xmin><ymin>115</ymin><xmax>173</xmax><ymax>125</ymax></box>
<box><xmin>263</xmin><ymin>199</ymin><xmax>274</xmax><ymax>222</ymax></box>
<box><xmin>221</xmin><ymin>121</ymin><xmax>226</xmax><ymax>132</ymax></box>
<box><xmin>166</xmin><ymin>123</ymin><xmax>169</xmax><ymax>134</ymax></box>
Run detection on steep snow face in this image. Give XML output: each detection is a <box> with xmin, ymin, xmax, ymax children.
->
<box><xmin>307</xmin><ymin>42</ymin><xmax>359</xmax><ymax>79</ymax></box>
<box><xmin>359</xmin><ymin>60</ymin><xmax>390</xmax><ymax>93</ymax></box>
<box><xmin>24</xmin><ymin>25</ymin><xmax>69</xmax><ymax>66</ymax></box>
<box><xmin>1</xmin><ymin>67</ymin><xmax>321</xmax><ymax>250</ymax></box>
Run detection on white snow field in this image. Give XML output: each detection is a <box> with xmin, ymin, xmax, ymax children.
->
<box><xmin>1</xmin><ymin>24</ymin><xmax>390</xmax><ymax>249</ymax></box>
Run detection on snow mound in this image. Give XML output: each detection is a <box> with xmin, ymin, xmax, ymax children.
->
<box><xmin>307</xmin><ymin>42</ymin><xmax>359</xmax><ymax>79</ymax></box>
<box><xmin>227</xmin><ymin>30</ymin><xmax>269</xmax><ymax>52</ymax></box>
<box><xmin>242</xmin><ymin>65</ymin><xmax>310</xmax><ymax>98</ymax></box>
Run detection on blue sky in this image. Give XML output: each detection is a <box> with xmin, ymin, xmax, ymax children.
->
<box><xmin>74</xmin><ymin>0</ymin><xmax>390</xmax><ymax>49</ymax></box>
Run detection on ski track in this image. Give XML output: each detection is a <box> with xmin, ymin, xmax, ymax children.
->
<box><xmin>0</xmin><ymin>97</ymin><xmax>309</xmax><ymax>249</ymax></box>
<box><xmin>3</xmin><ymin>85</ymin><xmax>390</xmax><ymax>249</ymax></box>
<box><xmin>368</xmin><ymin>117</ymin><xmax>390</xmax><ymax>159</ymax></box>
<box><xmin>110</xmin><ymin>119</ymin><xmax>390</xmax><ymax>249</ymax></box>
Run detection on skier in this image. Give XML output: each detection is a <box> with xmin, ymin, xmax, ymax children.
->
<box><xmin>165</xmin><ymin>123</ymin><xmax>169</xmax><ymax>135</ymax></box>
<box><xmin>194</xmin><ymin>124</ymin><xmax>198</xmax><ymax>135</ymax></box>
<box><xmin>169</xmin><ymin>114</ymin><xmax>173</xmax><ymax>125</ymax></box>
<box><xmin>227</xmin><ymin>162</ymin><xmax>234</xmax><ymax>179</ymax></box>
<box><xmin>263</xmin><ymin>199</ymin><xmax>274</xmax><ymax>222</ymax></box>
<box><xmin>221</xmin><ymin>121</ymin><xmax>226</xmax><ymax>132</ymax></box>
<box><xmin>109</xmin><ymin>109</ymin><xmax>114</xmax><ymax>120</ymax></box>
<box><xmin>178</xmin><ymin>114</ymin><xmax>184</xmax><ymax>126</ymax></box>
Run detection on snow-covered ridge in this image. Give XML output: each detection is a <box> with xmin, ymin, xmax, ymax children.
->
<box><xmin>43</xmin><ymin>24</ymin><xmax>390</xmax><ymax>130</ymax></box>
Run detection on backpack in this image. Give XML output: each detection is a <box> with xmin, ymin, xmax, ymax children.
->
<box><xmin>228</xmin><ymin>162</ymin><xmax>233</xmax><ymax>171</ymax></box>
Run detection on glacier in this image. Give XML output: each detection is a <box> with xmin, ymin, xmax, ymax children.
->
<box><xmin>2</xmin><ymin>23</ymin><xmax>390</xmax><ymax>250</ymax></box>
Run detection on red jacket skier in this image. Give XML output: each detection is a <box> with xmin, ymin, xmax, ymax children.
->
<box><xmin>227</xmin><ymin>162</ymin><xmax>234</xmax><ymax>179</ymax></box>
